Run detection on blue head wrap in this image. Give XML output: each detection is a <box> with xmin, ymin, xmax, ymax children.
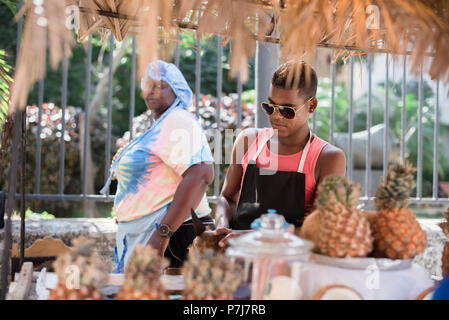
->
<box><xmin>140</xmin><ymin>60</ymin><xmax>193</xmax><ymax>110</ymax></box>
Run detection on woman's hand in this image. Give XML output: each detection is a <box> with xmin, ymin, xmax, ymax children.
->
<box><xmin>147</xmin><ymin>232</ymin><xmax>170</xmax><ymax>256</ymax></box>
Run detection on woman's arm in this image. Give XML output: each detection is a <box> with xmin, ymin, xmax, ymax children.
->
<box><xmin>147</xmin><ymin>162</ymin><xmax>214</xmax><ymax>254</ymax></box>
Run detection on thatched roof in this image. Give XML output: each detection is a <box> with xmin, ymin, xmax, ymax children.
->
<box><xmin>8</xmin><ymin>0</ymin><xmax>449</xmax><ymax>113</ymax></box>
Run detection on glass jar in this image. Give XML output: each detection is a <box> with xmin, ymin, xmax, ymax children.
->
<box><xmin>226</xmin><ymin>212</ymin><xmax>313</xmax><ymax>300</ymax></box>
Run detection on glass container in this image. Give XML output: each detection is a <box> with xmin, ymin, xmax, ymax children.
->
<box><xmin>227</xmin><ymin>212</ymin><xmax>313</xmax><ymax>300</ymax></box>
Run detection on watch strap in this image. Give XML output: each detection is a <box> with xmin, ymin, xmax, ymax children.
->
<box><xmin>156</xmin><ymin>223</ymin><xmax>173</xmax><ymax>237</ymax></box>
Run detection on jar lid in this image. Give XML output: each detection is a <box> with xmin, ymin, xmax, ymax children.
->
<box><xmin>226</xmin><ymin>213</ymin><xmax>313</xmax><ymax>259</ymax></box>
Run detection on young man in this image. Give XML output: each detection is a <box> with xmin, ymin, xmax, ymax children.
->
<box><xmin>213</xmin><ymin>61</ymin><xmax>346</xmax><ymax>241</ymax></box>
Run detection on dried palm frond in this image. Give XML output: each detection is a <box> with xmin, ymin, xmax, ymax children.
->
<box><xmin>75</xmin><ymin>0</ymin><xmax>107</xmax><ymax>42</ymax></box>
<box><xmin>78</xmin><ymin>0</ymin><xmax>449</xmax><ymax>87</ymax></box>
<box><xmin>9</xmin><ymin>0</ymin><xmax>72</xmax><ymax>114</ymax></box>
<box><xmin>199</xmin><ymin>0</ymin><xmax>270</xmax><ymax>82</ymax></box>
<box><xmin>8</xmin><ymin>0</ymin><xmax>449</xmax><ymax>115</ymax></box>
<box><xmin>75</xmin><ymin>0</ymin><xmax>144</xmax><ymax>42</ymax></box>
<box><xmin>136</xmin><ymin>0</ymin><xmax>175</xmax><ymax>79</ymax></box>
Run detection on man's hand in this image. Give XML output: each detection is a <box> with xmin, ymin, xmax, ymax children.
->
<box><xmin>201</xmin><ymin>227</ymin><xmax>232</xmax><ymax>248</ymax></box>
<box><xmin>147</xmin><ymin>232</ymin><xmax>170</xmax><ymax>256</ymax></box>
<box><xmin>205</xmin><ymin>228</ymin><xmax>254</xmax><ymax>248</ymax></box>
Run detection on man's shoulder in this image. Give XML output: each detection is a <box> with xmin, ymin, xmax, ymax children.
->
<box><xmin>319</xmin><ymin>143</ymin><xmax>346</xmax><ymax>161</ymax></box>
<box><xmin>316</xmin><ymin>142</ymin><xmax>347</xmax><ymax>179</ymax></box>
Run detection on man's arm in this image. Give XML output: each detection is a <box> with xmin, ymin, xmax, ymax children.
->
<box><xmin>147</xmin><ymin>162</ymin><xmax>214</xmax><ymax>254</ymax></box>
<box><xmin>215</xmin><ymin>165</ymin><xmax>242</xmax><ymax>228</ymax></box>
<box><xmin>315</xmin><ymin>144</ymin><xmax>347</xmax><ymax>185</ymax></box>
<box><xmin>215</xmin><ymin>128</ymin><xmax>259</xmax><ymax>228</ymax></box>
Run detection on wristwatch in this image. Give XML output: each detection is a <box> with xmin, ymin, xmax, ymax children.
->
<box><xmin>157</xmin><ymin>223</ymin><xmax>173</xmax><ymax>237</ymax></box>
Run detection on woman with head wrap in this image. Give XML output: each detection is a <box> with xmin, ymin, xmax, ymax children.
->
<box><xmin>101</xmin><ymin>61</ymin><xmax>215</xmax><ymax>272</ymax></box>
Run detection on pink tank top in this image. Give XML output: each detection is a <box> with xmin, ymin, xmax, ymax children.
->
<box><xmin>240</xmin><ymin>128</ymin><xmax>328</xmax><ymax>215</ymax></box>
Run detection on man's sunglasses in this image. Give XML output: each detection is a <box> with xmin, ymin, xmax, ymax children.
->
<box><xmin>261</xmin><ymin>98</ymin><xmax>313</xmax><ymax>120</ymax></box>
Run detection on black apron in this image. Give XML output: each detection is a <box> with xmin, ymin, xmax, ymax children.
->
<box><xmin>165</xmin><ymin>215</ymin><xmax>215</xmax><ymax>268</ymax></box>
<box><xmin>231</xmin><ymin>130</ymin><xmax>313</xmax><ymax>230</ymax></box>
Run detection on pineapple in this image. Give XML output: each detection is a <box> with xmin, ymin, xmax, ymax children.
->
<box><xmin>315</xmin><ymin>175</ymin><xmax>373</xmax><ymax>258</ymax></box>
<box><xmin>299</xmin><ymin>210</ymin><xmax>320</xmax><ymax>246</ymax></box>
<box><xmin>373</xmin><ymin>163</ymin><xmax>427</xmax><ymax>259</ymax></box>
<box><xmin>363</xmin><ymin>210</ymin><xmax>379</xmax><ymax>227</ymax></box>
<box><xmin>439</xmin><ymin>207</ymin><xmax>449</xmax><ymax>278</ymax></box>
<box><xmin>116</xmin><ymin>244</ymin><xmax>169</xmax><ymax>300</ymax></box>
<box><xmin>300</xmin><ymin>210</ymin><xmax>376</xmax><ymax>251</ymax></box>
<box><xmin>50</xmin><ymin>237</ymin><xmax>109</xmax><ymax>300</ymax></box>
<box><xmin>183</xmin><ymin>249</ymin><xmax>243</xmax><ymax>300</ymax></box>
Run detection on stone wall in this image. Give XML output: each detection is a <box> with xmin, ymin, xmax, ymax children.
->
<box><xmin>0</xmin><ymin>217</ymin><xmax>447</xmax><ymax>279</ymax></box>
<box><xmin>0</xmin><ymin>218</ymin><xmax>118</xmax><ymax>273</ymax></box>
<box><xmin>414</xmin><ymin>219</ymin><xmax>447</xmax><ymax>279</ymax></box>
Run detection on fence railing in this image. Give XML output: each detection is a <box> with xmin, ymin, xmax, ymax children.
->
<box><xmin>6</xmin><ymin>8</ymin><xmax>449</xmax><ymax>208</ymax></box>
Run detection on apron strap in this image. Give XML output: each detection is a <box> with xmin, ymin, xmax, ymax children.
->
<box><xmin>251</xmin><ymin>130</ymin><xmax>273</xmax><ymax>162</ymax></box>
<box><xmin>251</xmin><ymin>128</ymin><xmax>313</xmax><ymax>174</ymax></box>
<box><xmin>250</xmin><ymin>130</ymin><xmax>272</xmax><ymax>203</ymax></box>
<box><xmin>297</xmin><ymin>130</ymin><xmax>313</xmax><ymax>173</ymax></box>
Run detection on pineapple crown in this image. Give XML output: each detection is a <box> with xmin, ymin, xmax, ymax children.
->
<box><xmin>375</xmin><ymin>162</ymin><xmax>416</xmax><ymax>210</ymax></box>
<box><xmin>315</xmin><ymin>175</ymin><xmax>361</xmax><ymax>211</ymax></box>
<box><xmin>124</xmin><ymin>245</ymin><xmax>169</xmax><ymax>291</ymax></box>
<box><xmin>126</xmin><ymin>245</ymin><xmax>169</xmax><ymax>278</ymax></box>
<box><xmin>52</xmin><ymin>236</ymin><xmax>109</xmax><ymax>289</ymax></box>
<box><xmin>183</xmin><ymin>249</ymin><xmax>243</xmax><ymax>299</ymax></box>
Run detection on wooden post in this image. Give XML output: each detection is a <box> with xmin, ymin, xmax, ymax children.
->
<box><xmin>6</xmin><ymin>262</ymin><xmax>33</xmax><ymax>300</ymax></box>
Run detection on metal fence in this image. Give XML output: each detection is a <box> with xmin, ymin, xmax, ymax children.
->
<box><xmin>7</xmin><ymin>9</ymin><xmax>449</xmax><ymax>209</ymax></box>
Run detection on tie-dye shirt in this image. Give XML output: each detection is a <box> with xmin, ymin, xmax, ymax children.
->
<box><xmin>113</xmin><ymin>108</ymin><xmax>214</xmax><ymax>222</ymax></box>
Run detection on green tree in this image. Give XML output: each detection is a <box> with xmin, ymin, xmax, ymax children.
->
<box><xmin>0</xmin><ymin>49</ymin><xmax>12</xmax><ymax>129</ymax></box>
<box><xmin>387</xmin><ymin>79</ymin><xmax>449</xmax><ymax>195</ymax></box>
<box><xmin>177</xmin><ymin>32</ymin><xmax>255</xmax><ymax>96</ymax></box>
<box><xmin>313</xmin><ymin>69</ymin><xmax>448</xmax><ymax>197</ymax></box>
<box><xmin>313</xmin><ymin>78</ymin><xmax>385</xmax><ymax>141</ymax></box>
